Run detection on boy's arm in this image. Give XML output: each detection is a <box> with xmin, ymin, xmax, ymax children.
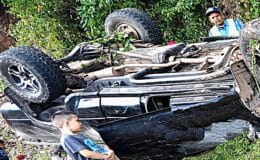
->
<box><xmin>79</xmin><ymin>149</ymin><xmax>110</xmax><ymax>159</ymax></box>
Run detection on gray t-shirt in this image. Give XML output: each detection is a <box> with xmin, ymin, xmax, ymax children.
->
<box><xmin>61</xmin><ymin>134</ymin><xmax>91</xmax><ymax>160</ymax></box>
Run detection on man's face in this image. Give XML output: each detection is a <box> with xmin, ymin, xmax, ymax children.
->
<box><xmin>208</xmin><ymin>12</ymin><xmax>224</xmax><ymax>26</ymax></box>
<box><xmin>67</xmin><ymin>116</ymin><xmax>82</xmax><ymax>133</ymax></box>
<box><xmin>0</xmin><ymin>143</ymin><xmax>5</xmax><ymax>149</ymax></box>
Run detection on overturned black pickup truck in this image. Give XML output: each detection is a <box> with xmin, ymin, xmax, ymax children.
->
<box><xmin>0</xmin><ymin>8</ymin><xmax>259</xmax><ymax>160</ymax></box>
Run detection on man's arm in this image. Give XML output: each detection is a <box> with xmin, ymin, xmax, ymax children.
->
<box><xmin>234</xmin><ymin>18</ymin><xmax>244</xmax><ymax>31</ymax></box>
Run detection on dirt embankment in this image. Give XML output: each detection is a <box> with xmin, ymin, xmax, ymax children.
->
<box><xmin>0</xmin><ymin>3</ymin><xmax>15</xmax><ymax>105</ymax></box>
<box><xmin>0</xmin><ymin>2</ymin><xmax>15</xmax><ymax>123</ymax></box>
<box><xmin>0</xmin><ymin>4</ymin><xmax>16</xmax><ymax>52</ymax></box>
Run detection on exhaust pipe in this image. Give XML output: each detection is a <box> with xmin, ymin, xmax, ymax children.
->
<box><xmin>86</xmin><ymin>67</ymin><xmax>126</xmax><ymax>80</ymax></box>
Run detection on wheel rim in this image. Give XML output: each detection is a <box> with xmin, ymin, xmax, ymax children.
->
<box><xmin>116</xmin><ymin>23</ymin><xmax>140</xmax><ymax>39</ymax></box>
<box><xmin>7</xmin><ymin>64</ymin><xmax>40</xmax><ymax>94</ymax></box>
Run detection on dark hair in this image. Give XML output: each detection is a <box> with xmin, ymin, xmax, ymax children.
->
<box><xmin>51</xmin><ymin>110</ymin><xmax>77</xmax><ymax>128</ymax></box>
<box><xmin>50</xmin><ymin>110</ymin><xmax>74</xmax><ymax>121</ymax></box>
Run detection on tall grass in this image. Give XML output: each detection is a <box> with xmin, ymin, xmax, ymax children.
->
<box><xmin>184</xmin><ymin>133</ymin><xmax>260</xmax><ymax>160</ymax></box>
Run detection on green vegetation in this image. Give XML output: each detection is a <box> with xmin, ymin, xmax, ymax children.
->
<box><xmin>76</xmin><ymin>0</ymin><xmax>258</xmax><ymax>43</ymax></box>
<box><xmin>144</xmin><ymin>0</ymin><xmax>210</xmax><ymax>42</ymax></box>
<box><xmin>0</xmin><ymin>81</ymin><xmax>5</xmax><ymax>91</ymax></box>
<box><xmin>184</xmin><ymin>133</ymin><xmax>260</xmax><ymax>160</ymax></box>
<box><xmin>1</xmin><ymin>0</ymin><xmax>259</xmax><ymax>53</ymax></box>
<box><xmin>77</xmin><ymin>0</ymin><xmax>140</xmax><ymax>39</ymax></box>
<box><xmin>77</xmin><ymin>0</ymin><xmax>211</xmax><ymax>43</ymax></box>
<box><xmin>0</xmin><ymin>0</ymin><xmax>84</xmax><ymax>58</ymax></box>
<box><xmin>240</xmin><ymin>0</ymin><xmax>260</xmax><ymax>21</ymax></box>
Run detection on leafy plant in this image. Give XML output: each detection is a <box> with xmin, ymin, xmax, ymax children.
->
<box><xmin>0</xmin><ymin>0</ymin><xmax>85</xmax><ymax>58</ymax></box>
<box><xmin>184</xmin><ymin>133</ymin><xmax>260</xmax><ymax>160</ymax></box>
<box><xmin>77</xmin><ymin>0</ymin><xmax>212</xmax><ymax>43</ymax></box>
<box><xmin>77</xmin><ymin>0</ymin><xmax>140</xmax><ymax>39</ymax></box>
<box><xmin>0</xmin><ymin>81</ymin><xmax>6</xmax><ymax>92</ymax></box>
<box><xmin>144</xmin><ymin>0</ymin><xmax>211</xmax><ymax>43</ymax></box>
<box><xmin>89</xmin><ymin>32</ymin><xmax>136</xmax><ymax>65</ymax></box>
<box><xmin>240</xmin><ymin>0</ymin><xmax>260</xmax><ymax>21</ymax></box>
<box><xmin>91</xmin><ymin>32</ymin><xmax>136</xmax><ymax>51</ymax></box>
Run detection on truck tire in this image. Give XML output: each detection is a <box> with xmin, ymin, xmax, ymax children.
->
<box><xmin>239</xmin><ymin>18</ymin><xmax>260</xmax><ymax>85</ymax></box>
<box><xmin>0</xmin><ymin>46</ymin><xmax>66</xmax><ymax>103</ymax></box>
<box><xmin>105</xmin><ymin>8</ymin><xmax>163</xmax><ymax>44</ymax></box>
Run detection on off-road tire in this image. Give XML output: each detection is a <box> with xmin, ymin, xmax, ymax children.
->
<box><xmin>105</xmin><ymin>8</ymin><xmax>163</xmax><ymax>44</ymax></box>
<box><xmin>0</xmin><ymin>46</ymin><xmax>66</xmax><ymax>103</ymax></box>
<box><xmin>239</xmin><ymin>19</ymin><xmax>260</xmax><ymax>117</ymax></box>
<box><xmin>239</xmin><ymin>18</ymin><xmax>260</xmax><ymax>85</ymax></box>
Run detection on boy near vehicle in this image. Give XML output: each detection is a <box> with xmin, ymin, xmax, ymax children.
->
<box><xmin>0</xmin><ymin>139</ymin><xmax>9</xmax><ymax>160</ymax></box>
<box><xmin>51</xmin><ymin>111</ymin><xmax>115</xmax><ymax>160</ymax></box>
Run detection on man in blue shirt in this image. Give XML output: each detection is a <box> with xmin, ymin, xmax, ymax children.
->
<box><xmin>0</xmin><ymin>140</ymin><xmax>9</xmax><ymax>160</ymax></box>
<box><xmin>206</xmin><ymin>7</ymin><xmax>244</xmax><ymax>37</ymax></box>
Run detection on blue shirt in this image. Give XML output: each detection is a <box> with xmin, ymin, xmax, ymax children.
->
<box><xmin>0</xmin><ymin>149</ymin><xmax>9</xmax><ymax>160</ymax></box>
<box><xmin>61</xmin><ymin>134</ymin><xmax>91</xmax><ymax>160</ymax></box>
<box><xmin>61</xmin><ymin>134</ymin><xmax>106</xmax><ymax>160</ymax></box>
<box><xmin>209</xmin><ymin>19</ymin><xmax>244</xmax><ymax>37</ymax></box>
<box><xmin>84</xmin><ymin>138</ymin><xmax>106</xmax><ymax>154</ymax></box>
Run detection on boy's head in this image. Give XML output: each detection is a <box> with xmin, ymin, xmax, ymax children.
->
<box><xmin>0</xmin><ymin>139</ymin><xmax>5</xmax><ymax>149</ymax></box>
<box><xmin>51</xmin><ymin>111</ymin><xmax>82</xmax><ymax>133</ymax></box>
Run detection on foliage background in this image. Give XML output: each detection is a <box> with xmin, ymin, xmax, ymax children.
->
<box><xmin>77</xmin><ymin>0</ymin><xmax>259</xmax><ymax>42</ymax></box>
<box><xmin>76</xmin><ymin>0</ymin><xmax>210</xmax><ymax>42</ymax></box>
<box><xmin>0</xmin><ymin>0</ymin><xmax>259</xmax><ymax>58</ymax></box>
<box><xmin>0</xmin><ymin>0</ymin><xmax>85</xmax><ymax>58</ymax></box>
